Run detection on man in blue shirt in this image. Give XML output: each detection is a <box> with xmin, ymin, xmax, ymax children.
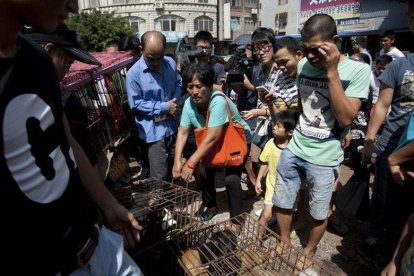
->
<box><xmin>126</xmin><ymin>31</ymin><xmax>182</xmax><ymax>180</ymax></box>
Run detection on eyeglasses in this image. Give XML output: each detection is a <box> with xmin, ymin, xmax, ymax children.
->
<box><xmin>252</xmin><ymin>43</ymin><xmax>272</xmax><ymax>54</ymax></box>
<box><xmin>302</xmin><ymin>45</ymin><xmax>321</xmax><ymax>56</ymax></box>
<box><xmin>197</xmin><ymin>45</ymin><xmax>212</xmax><ymax>52</ymax></box>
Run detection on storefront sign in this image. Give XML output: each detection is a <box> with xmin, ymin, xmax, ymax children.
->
<box><xmin>300</xmin><ymin>0</ymin><xmax>361</xmax><ymax>25</ymax></box>
<box><xmin>162</xmin><ymin>31</ymin><xmax>188</xmax><ymax>43</ymax></box>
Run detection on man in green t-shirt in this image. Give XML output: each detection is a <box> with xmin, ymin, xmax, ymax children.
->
<box><xmin>272</xmin><ymin>14</ymin><xmax>371</xmax><ymax>266</ymax></box>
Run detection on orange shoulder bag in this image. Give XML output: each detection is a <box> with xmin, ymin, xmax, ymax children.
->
<box><xmin>194</xmin><ymin>93</ymin><xmax>248</xmax><ymax>168</ymax></box>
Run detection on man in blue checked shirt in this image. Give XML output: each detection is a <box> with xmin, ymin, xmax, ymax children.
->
<box><xmin>127</xmin><ymin>31</ymin><xmax>182</xmax><ymax>181</ymax></box>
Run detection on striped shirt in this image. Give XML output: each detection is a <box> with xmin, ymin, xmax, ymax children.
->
<box><xmin>273</xmin><ymin>74</ymin><xmax>298</xmax><ymax>110</ymax></box>
<box><xmin>254</xmin><ymin>63</ymin><xmax>281</xmax><ymax>107</ymax></box>
<box><xmin>256</xmin><ymin>63</ymin><xmax>281</xmax><ymax>92</ymax></box>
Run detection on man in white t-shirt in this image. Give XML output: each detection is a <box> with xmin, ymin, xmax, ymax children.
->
<box><xmin>379</xmin><ymin>30</ymin><xmax>405</xmax><ymax>60</ymax></box>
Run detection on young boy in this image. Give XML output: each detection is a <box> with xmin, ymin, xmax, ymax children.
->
<box><xmin>273</xmin><ymin>14</ymin><xmax>371</xmax><ymax>267</ymax></box>
<box><xmin>255</xmin><ymin>109</ymin><xmax>299</xmax><ymax>240</ymax></box>
<box><xmin>262</xmin><ymin>36</ymin><xmax>302</xmax><ymax>121</ymax></box>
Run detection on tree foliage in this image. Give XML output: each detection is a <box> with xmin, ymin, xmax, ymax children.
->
<box><xmin>67</xmin><ymin>9</ymin><xmax>134</xmax><ymax>51</ymax></box>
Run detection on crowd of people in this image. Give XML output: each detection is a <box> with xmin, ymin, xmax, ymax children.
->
<box><xmin>1</xmin><ymin>0</ymin><xmax>414</xmax><ymax>274</ymax></box>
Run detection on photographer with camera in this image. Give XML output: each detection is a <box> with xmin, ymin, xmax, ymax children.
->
<box><xmin>225</xmin><ymin>42</ymin><xmax>259</xmax><ymax>197</ymax></box>
<box><xmin>226</xmin><ymin>44</ymin><xmax>258</xmax><ymax>122</ymax></box>
<box><xmin>193</xmin><ymin>31</ymin><xmax>226</xmax><ymax>92</ymax></box>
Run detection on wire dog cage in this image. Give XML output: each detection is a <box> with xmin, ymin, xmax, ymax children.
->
<box><xmin>135</xmin><ymin>213</ymin><xmax>334</xmax><ymax>276</ymax></box>
<box><xmin>112</xmin><ymin>179</ymin><xmax>202</xmax><ymax>254</ymax></box>
<box><xmin>62</xmin><ymin>52</ymin><xmax>135</xmax><ymax>154</ymax></box>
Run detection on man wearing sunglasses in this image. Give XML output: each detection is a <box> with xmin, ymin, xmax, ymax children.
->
<box><xmin>126</xmin><ymin>31</ymin><xmax>182</xmax><ymax>181</ymax></box>
<box><xmin>272</xmin><ymin>14</ymin><xmax>371</xmax><ymax>268</ymax></box>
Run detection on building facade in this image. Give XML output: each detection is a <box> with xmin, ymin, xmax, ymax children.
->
<box><xmin>258</xmin><ymin>0</ymin><xmax>300</xmax><ymax>35</ymax></box>
<box><xmin>217</xmin><ymin>0</ymin><xmax>260</xmax><ymax>41</ymax></box>
<box><xmin>258</xmin><ymin>0</ymin><xmax>410</xmax><ymax>36</ymax></box>
<box><xmin>79</xmin><ymin>0</ymin><xmax>219</xmax><ymax>41</ymax></box>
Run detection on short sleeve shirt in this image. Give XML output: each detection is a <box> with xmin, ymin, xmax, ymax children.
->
<box><xmin>273</xmin><ymin>74</ymin><xmax>298</xmax><ymax>110</ymax></box>
<box><xmin>259</xmin><ymin>139</ymin><xmax>283</xmax><ymax>189</ymax></box>
<box><xmin>288</xmin><ymin>56</ymin><xmax>371</xmax><ymax>166</ymax></box>
<box><xmin>377</xmin><ymin>54</ymin><xmax>414</xmax><ymax>154</ymax></box>
<box><xmin>180</xmin><ymin>91</ymin><xmax>253</xmax><ymax>143</ymax></box>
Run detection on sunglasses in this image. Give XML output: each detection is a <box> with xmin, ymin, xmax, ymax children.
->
<box><xmin>303</xmin><ymin>45</ymin><xmax>321</xmax><ymax>56</ymax></box>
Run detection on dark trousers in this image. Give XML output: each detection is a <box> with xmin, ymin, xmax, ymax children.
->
<box><xmin>198</xmin><ymin>164</ymin><xmax>244</xmax><ymax>218</ymax></box>
<box><xmin>146</xmin><ymin>135</ymin><xmax>176</xmax><ymax>181</ymax></box>
<box><xmin>384</xmin><ymin>179</ymin><xmax>414</xmax><ymax>260</ymax></box>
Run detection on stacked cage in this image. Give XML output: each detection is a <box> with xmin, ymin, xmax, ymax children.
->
<box><xmin>139</xmin><ymin>213</ymin><xmax>334</xmax><ymax>275</ymax></box>
<box><xmin>62</xmin><ymin>52</ymin><xmax>135</xmax><ymax>154</ymax></box>
<box><xmin>70</xmin><ymin>67</ymin><xmax>133</xmax><ymax>153</ymax></box>
<box><xmin>112</xmin><ymin>179</ymin><xmax>202</xmax><ymax>274</ymax></box>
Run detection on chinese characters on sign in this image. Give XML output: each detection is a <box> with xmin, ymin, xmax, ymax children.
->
<box><xmin>300</xmin><ymin>0</ymin><xmax>360</xmax><ymax>26</ymax></box>
<box><xmin>309</xmin><ymin>0</ymin><xmax>337</xmax><ymax>5</ymax></box>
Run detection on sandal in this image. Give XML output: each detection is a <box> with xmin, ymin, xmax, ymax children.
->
<box><xmin>197</xmin><ymin>206</ymin><xmax>217</xmax><ymax>222</ymax></box>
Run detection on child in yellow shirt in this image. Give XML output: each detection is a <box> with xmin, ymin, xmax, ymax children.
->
<box><xmin>255</xmin><ymin>109</ymin><xmax>299</xmax><ymax>239</ymax></box>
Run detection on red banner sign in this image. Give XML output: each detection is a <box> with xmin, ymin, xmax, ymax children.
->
<box><xmin>300</xmin><ymin>0</ymin><xmax>361</xmax><ymax>25</ymax></box>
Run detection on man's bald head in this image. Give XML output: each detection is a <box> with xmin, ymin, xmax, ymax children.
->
<box><xmin>141</xmin><ymin>31</ymin><xmax>166</xmax><ymax>50</ymax></box>
<box><xmin>140</xmin><ymin>31</ymin><xmax>166</xmax><ymax>72</ymax></box>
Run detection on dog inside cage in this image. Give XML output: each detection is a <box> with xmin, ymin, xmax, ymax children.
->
<box><xmin>113</xmin><ymin>180</ymin><xmax>333</xmax><ymax>275</ymax></box>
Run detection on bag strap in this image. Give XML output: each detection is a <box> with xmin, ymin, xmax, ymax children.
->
<box><xmin>204</xmin><ymin>92</ymin><xmax>234</xmax><ymax>128</ymax></box>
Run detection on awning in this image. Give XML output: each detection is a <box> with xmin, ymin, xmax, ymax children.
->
<box><xmin>162</xmin><ymin>31</ymin><xmax>188</xmax><ymax>43</ymax></box>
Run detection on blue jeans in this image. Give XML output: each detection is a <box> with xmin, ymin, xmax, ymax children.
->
<box><xmin>70</xmin><ymin>226</ymin><xmax>142</xmax><ymax>275</ymax></box>
<box><xmin>273</xmin><ymin>148</ymin><xmax>339</xmax><ymax>220</ymax></box>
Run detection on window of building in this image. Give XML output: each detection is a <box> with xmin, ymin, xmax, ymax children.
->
<box><xmin>244</xmin><ymin>17</ymin><xmax>255</xmax><ymax>33</ymax></box>
<box><xmin>194</xmin><ymin>16</ymin><xmax>213</xmax><ymax>32</ymax></box>
<box><xmin>231</xmin><ymin>0</ymin><xmax>241</xmax><ymax>7</ymax></box>
<box><xmin>244</xmin><ymin>0</ymin><xmax>257</xmax><ymax>8</ymax></box>
<box><xmin>113</xmin><ymin>0</ymin><xmax>140</xmax><ymax>3</ymax></box>
<box><xmin>155</xmin><ymin>15</ymin><xmax>185</xmax><ymax>32</ymax></box>
<box><xmin>278</xmin><ymin>0</ymin><xmax>288</xmax><ymax>5</ymax></box>
<box><xmin>126</xmin><ymin>16</ymin><xmax>145</xmax><ymax>33</ymax></box>
<box><xmin>230</xmin><ymin>16</ymin><xmax>241</xmax><ymax>31</ymax></box>
<box><xmin>87</xmin><ymin>0</ymin><xmax>99</xmax><ymax>8</ymax></box>
<box><xmin>198</xmin><ymin>0</ymin><xmax>209</xmax><ymax>3</ymax></box>
<box><xmin>275</xmin><ymin>12</ymin><xmax>287</xmax><ymax>33</ymax></box>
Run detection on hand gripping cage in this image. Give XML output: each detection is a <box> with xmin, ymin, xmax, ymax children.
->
<box><xmin>132</xmin><ymin>213</ymin><xmax>334</xmax><ymax>276</ymax></box>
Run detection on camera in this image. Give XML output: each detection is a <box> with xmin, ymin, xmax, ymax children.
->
<box><xmin>175</xmin><ymin>36</ymin><xmax>204</xmax><ymax>61</ymax></box>
<box><xmin>224</xmin><ymin>46</ymin><xmax>254</xmax><ymax>85</ymax></box>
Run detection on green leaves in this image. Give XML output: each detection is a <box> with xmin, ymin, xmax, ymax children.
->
<box><xmin>67</xmin><ymin>9</ymin><xmax>134</xmax><ymax>51</ymax></box>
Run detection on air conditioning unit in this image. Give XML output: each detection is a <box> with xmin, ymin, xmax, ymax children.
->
<box><xmin>154</xmin><ymin>2</ymin><xmax>164</xmax><ymax>9</ymax></box>
<box><xmin>251</xmin><ymin>8</ymin><xmax>258</xmax><ymax>15</ymax></box>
